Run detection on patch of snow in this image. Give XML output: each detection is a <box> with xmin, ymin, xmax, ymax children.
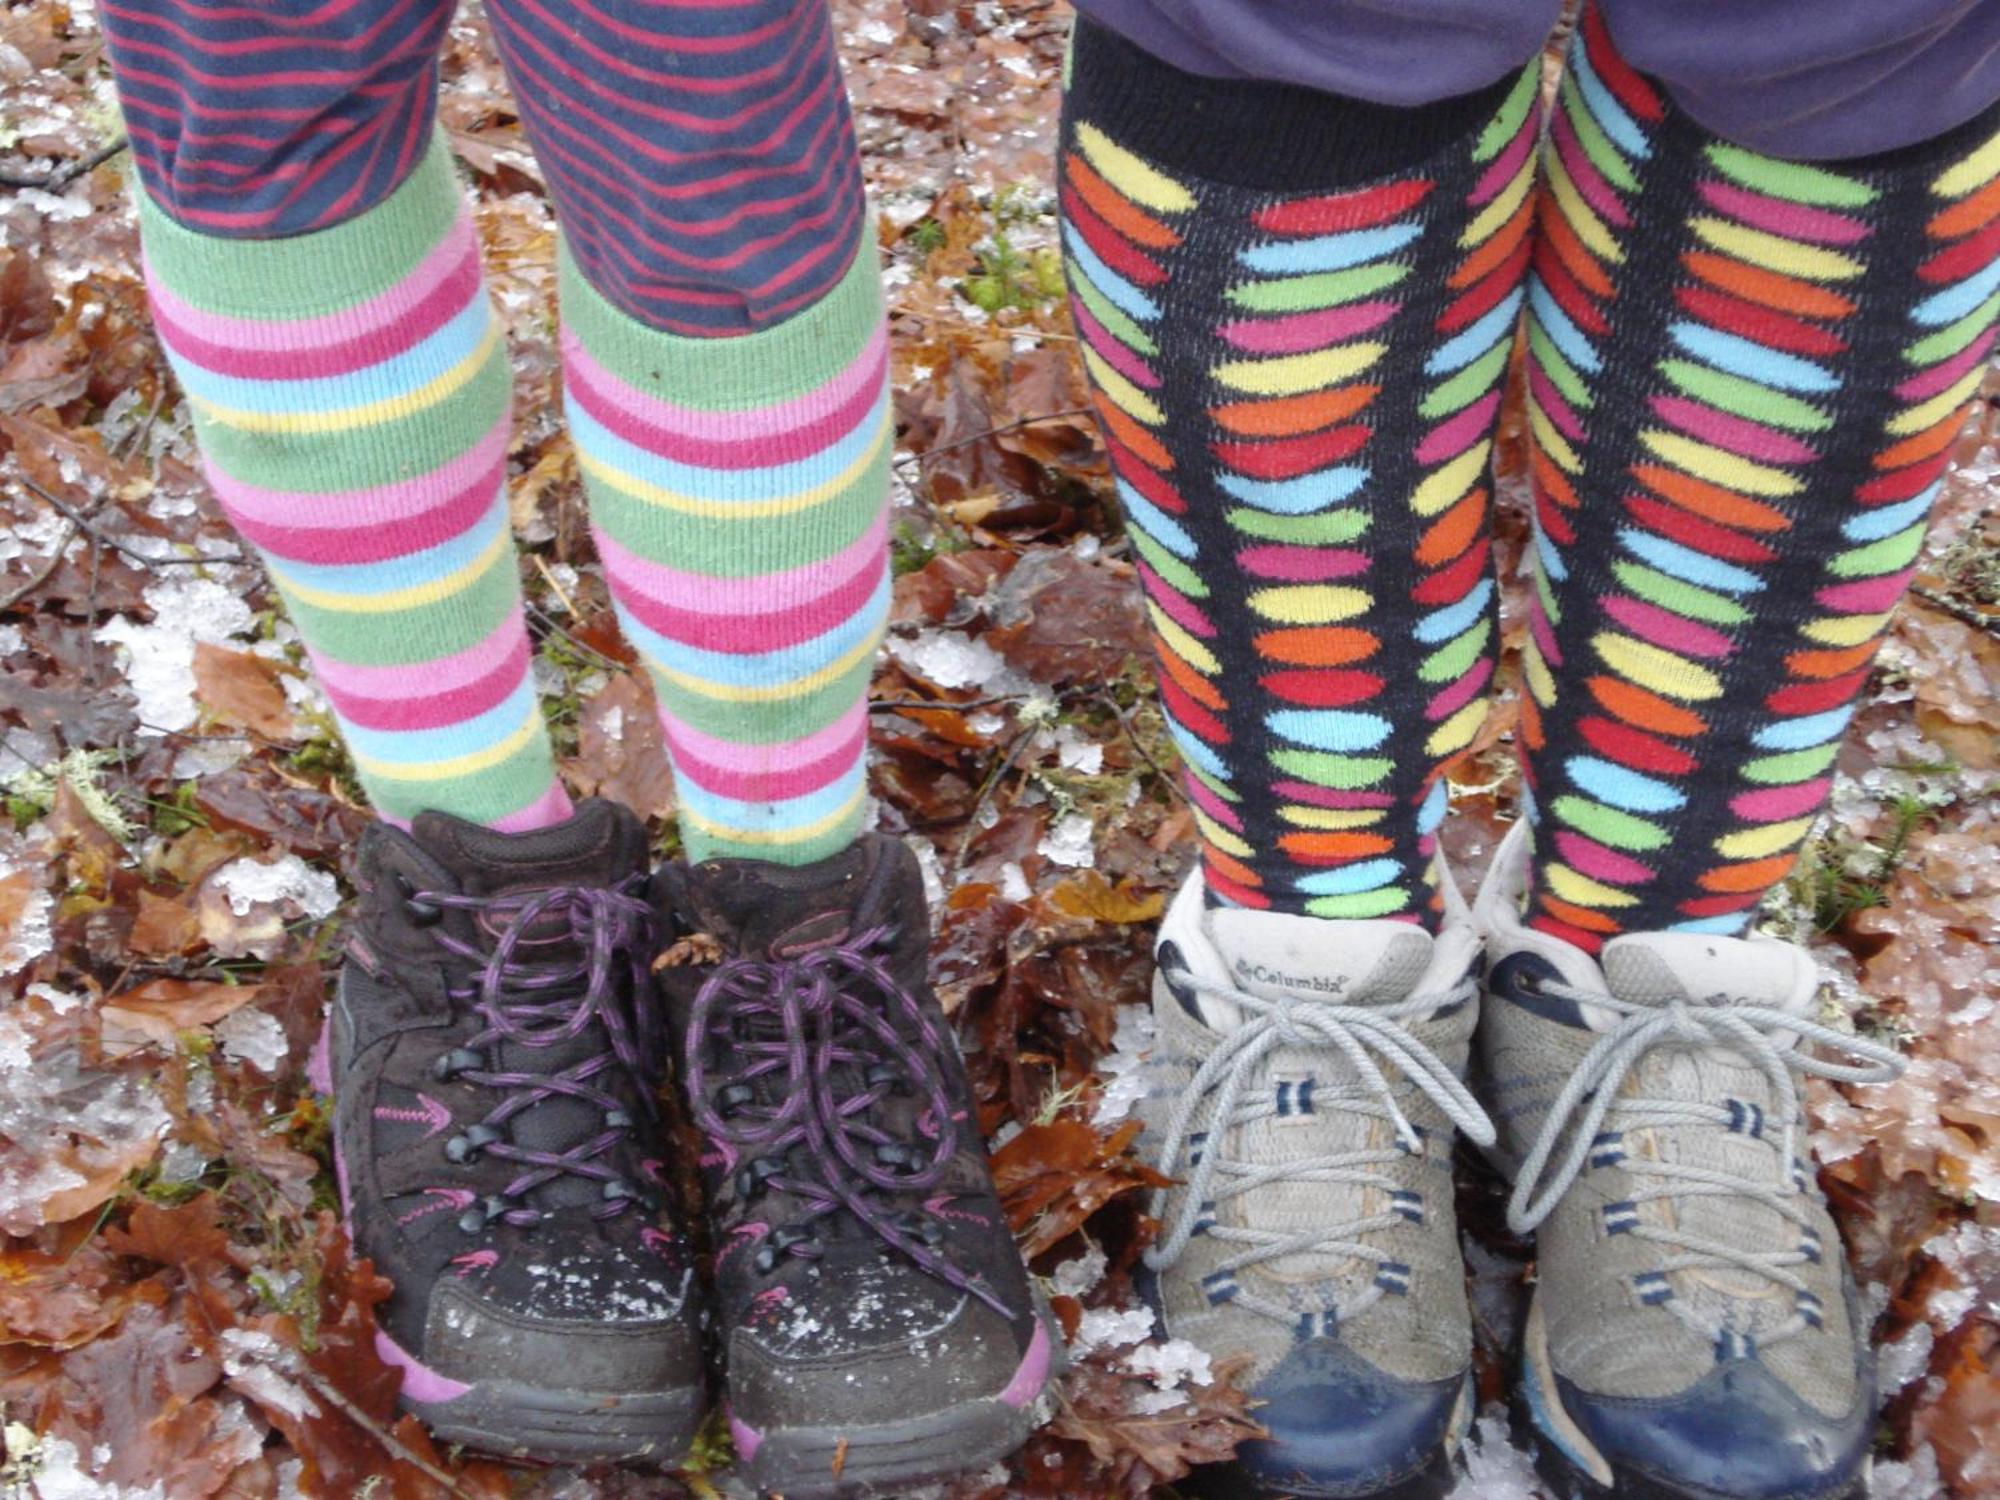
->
<box><xmin>0</xmin><ymin>840</ymin><xmax>55</xmax><ymax>977</ymax></box>
<box><xmin>1447</xmin><ymin>1409</ymin><xmax>1543</xmax><ymax>1500</ymax></box>
<box><xmin>216</xmin><ymin>1008</ymin><xmax>288</xmax><ymax>1074</ymax></box>
<box><xmin>999</xmin><ymin>860</ymin><xmax>1031</xmax><ymax>902</ymax></box>
<box><xmin>0</xmin><ymin>624</ymin><xmax>22</xmax><ymax>657</ymax></box>
<box><xmin>1049</xmin><ymin>1242</ymin><xmax>1107</xmax><ymax>1300</ymax></box>
<box><xmin>1093</xmin><ymin>1003</ymin><xmax>1156</xmax><ymax>1126</ymax></box>
<box><xmin>1037</xmin><ymin>811</ymin><xmax>1096</xmax><ymax>868</ymax></box>
<box><xmin>1071</xmin><ymin>1304</ymin><xmax>1155</xmax><ymax>1355</ymax></box>
<box><xmin>1879</xmin><ymin>1321</ymin><xmax>1934</xmax><ymax>1392</ymax></box>
<box><xmin>907</xmin><ymin>835</ymin><xmax>946</xmax><ymax>913</ymax></box>
<box><xmin>15</xmin><ymin>1432</ymin><xmax>167</xmax><ymax>1500</ymax></box>
<box><xmin>93</xmin><ymin>575</ymin><xmax>256</xmax><ymax>735</ymax></box>
<box><xmin>887</xmin><ymin>629</ymin><xmax>1014</xmax><ymax>692</ymax></box>
<box><xmin>211</xmin><ymin>854</ymin><xmax>339</xmax><ymax>921</ymax></box>
<box><xmin>1872</xmin><ymin>1444</ymin><xmax>1944</xmax><ymax>1500</ymax></box>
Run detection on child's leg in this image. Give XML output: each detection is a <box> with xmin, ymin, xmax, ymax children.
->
<box><xmin>1517</xmin><ymin>4</ymin><xmax>2000</xmax><ymax>949</ymax></box>
<box><xmin>1059</xmin><ymin>18</ymin><xmax>1541</xmax><ymax>923</ymax></box>
<box><xmin>480</xmin><ymin>0</ymin><xmax>885</xmax><ymax>865</ymax></box>
<box><xmin>102</xmin><ymin>0</ymin><xmax>567</xmax><ymax>832</ymax></box>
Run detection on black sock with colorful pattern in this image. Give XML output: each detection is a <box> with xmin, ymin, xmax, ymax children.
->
<box><xmin>1059</xmin><ymin>20</ymin><xmax>1540</xmax><ymax>924</ymax></box>
<box><xmin>1519</xmin><ymin>6</ymin><xmax>2000</xmax><ymax>950</ymax></box>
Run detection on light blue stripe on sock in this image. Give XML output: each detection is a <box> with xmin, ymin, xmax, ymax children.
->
<box><xmin>1116</xmin><ymin>480</ymin><xmax>1198</xmax><ymax>558</ymax></box>
<box><xmin>1751</xmin><ymin>706</ymin><xmax>1852</xmax><ymax>750</ymax></box>
<box><xmin>1567</xmin><ymin>755</ymin><xmax>1686</xmax><ymax>814</ymax></box>
<box><xmin>1842</xmin><ymin>488</ymin><xmax>1936</xmax><ymax>541</ymax></box>
<box><xmin>1617</xmin><ymin>529</ymin><xmax>1765</xmax><ymax>594</ymax></box>
<box><xmin>1414</xmin><ymin>580</ymin><xmax>1494</xmax><ymax>644</ymax></box>
<box><xmin>1266</xmin><ymin>710</ymin><xmax>1392</xmax><ymax>752</ymax></box>
<box><xmin>1912</xmin><ymin>255</ymin><xmax>2000</xmax><ymax>327</ymax></box>
<box><xmin>1238</xmin><ymin>223</ymin><xmax>1423</xmax><ymax>277</ymax></box>
<box><xmin>1063</xmin><ymin>224</ymin><xmax>1160</xmax><ymax>323</ymax></box>
<box><xmin>1426</xmin><ymin>289</ymin><xmax>1524</xmax><ymax>376</ymax></box>
<box><xmin>1293</xmin><ymin>858</ymin><xmax>1403</xmax><ymax>897</ymax></box>
<box><xmin>614</xmin><ymin>573</ymin><xmax>887</xmax><ymax>692</ymax></box>
<box><xmin>1217</xmin><ymin>467</ymin><xmax>1369</xmax><ymax>514</ymax></box>
<box><xmin>341</xmin><ymin>675</ymin><xmax>538</xmax><ymax>765</ymax></box>
<box><xmin>1529</xmin><ymin>281</ymin><xmax>1602</xmax><ymax>375</ymax></box>
<box><xmin>1567</xmin><ymin>48</ymin><xmax>1650</xmax><ymax>162</ymax></box>
<box><xmin>1667</xmin><ymin>324</ymin><xmax>1836</xmax><ymax>393</ymax></box>
<box><xmin>269</xmin><ymin>494</ymin><xmax>506</xmax><ymax>598</ymax></box>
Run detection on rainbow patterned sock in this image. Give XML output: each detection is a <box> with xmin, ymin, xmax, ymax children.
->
<box><xmin>1059</xmin><ymin>21</ymin><xmax>1538</xmax><ymax>922</ymax></box>
<box><xmin>562</xmin><ymin>233</ymin><xmax>891</xmax><ymax>865</ymax></box>
<box><xmin>141</xmin><ymin>138</ymin><xmax>570</xmax><ymax>831</ymax></box>
<box><xmin>1519</xmin><ymin>6</ymin><xmax>2000</xmax><ymax>949</ymax></box>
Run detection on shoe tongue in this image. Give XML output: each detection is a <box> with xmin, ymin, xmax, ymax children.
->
<box><xmin>411</xmin><ymin>799</ymin><xmax>646</xmax><ymax>901</ymax></box>
<box><xmin>1601</xmin><ymin>932</ymin><xmax>1812</xmax><ymax>1017</ymax></box>
<box><xmin>679</xmin><ymin>840</ymin><xmax>880</xmax><ymax>959</ymax></box>
<box><xmin>1200</xmin><ymin>909</ymin><xmax>1434</xmax><ymax>1029</ymax></box>
<box><xmin>409</xmin><ymin>801</ymin><xmax>649</xmax><ymax>1212</ymax></box>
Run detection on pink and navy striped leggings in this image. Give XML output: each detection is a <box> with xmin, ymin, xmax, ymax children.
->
<box><xmin>99</xmin><ymin>0</ymin><xmax>866</xmax><ymax>335</ymax></box>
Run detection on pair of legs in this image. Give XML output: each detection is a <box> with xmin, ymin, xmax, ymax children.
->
<box><xmin>1064</xmin><ymin>0</ymin><xmax>2000</xmax><ymax>949</ymax></box>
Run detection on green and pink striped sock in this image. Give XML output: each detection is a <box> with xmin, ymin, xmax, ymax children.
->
<box><xmin>562</xmin><ymin>231</ymin><xmax>892</xmax><ymax>866</ymax></box>
<box><xmin>141</xmin><ymin>136</ymin><xmax>569</xmax><ymax>831</ymax></box>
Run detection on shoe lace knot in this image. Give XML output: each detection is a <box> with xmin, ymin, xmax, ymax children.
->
<box><xmin>1507</xmin><ymin>981</ymin><xmax>1902</xmax><ymax>1337</ymax></box>
<box><xmin>417</xmin><ymin>875</ymin><xmax>662</xmax><ymax>1227</ymax></box>
<box><xmin>684</xmin><ymin>924</ymin><xmax>1011</xmax><ymax>1318</ymax></box>
<box><xmin>1147</xmin><ymin>963</ymin><xmax>1491</xmax><ymax>1326</ymax></box>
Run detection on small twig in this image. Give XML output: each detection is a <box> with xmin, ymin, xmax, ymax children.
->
<box><xmin>952</xmin><ymin>727</ymin><xmax>1033</xmax><ymax>873</ymax></box>
<box><xmin>893</xmin><ymin>407</ymin><xmax>1094</xmax><ymax>470</ymax></box>
<box><xmin>530</xmin><ymin>552</ymin><xmax>581</xmax><ymax>618</ymax></box>
<box><xmin>1096</xmin><ymin>687</ymin><xmax>1183</xmax><ymax>802</ymax></box>
<box><xmin>0</xmin><ymin>136</ymin><xmax>128</xmax><ymax>193</ymax></box>
<box><xmin>18</xmin><ymin>475</ymin><xmax>245</xmax><ymax>568</ymax></box>
<box><xmin>1911</xmin><ymin>584</ymin><xmax>2000</xmax><ymax>637</ymax></box>
<box><xmin>289</xmin><ymin>1363</ymin><xmax>476</xmax><ymax>1499</ymax></box>
<box><xmin>0</xmin><ymin>522</ymin><xmax>77</xmax><ymax>610</ymax></box>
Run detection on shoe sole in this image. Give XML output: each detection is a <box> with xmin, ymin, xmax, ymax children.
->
<box><xmin>311</xmin><ymin>1017</ymin><xmax>707</xmax><ymax>1468</ymax></box>
<box><xmin>1182</xmin><ymin>1445</ymin><xmax>1461</xmax><ymax>1500</ymax></box>
<box><xmin>410</xmin><ymin>1379</ymin><xmax>707</xmax><ymax>1466</ymax></box>
<box><xmin>732</xmin><ymin>1308</ymin><xmax>1063</xmax><ymax>1498</ymax></box>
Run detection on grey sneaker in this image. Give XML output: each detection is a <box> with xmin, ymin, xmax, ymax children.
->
<box><xmin>1138</xmin><ymin>863</ymin><xmax>1492</xmax><ymax>1498</ymax></box>
<box><xmin>1473</xmin><ymin>821</ymin><xmax>1902</xmax><ymax>1500</ymax></box>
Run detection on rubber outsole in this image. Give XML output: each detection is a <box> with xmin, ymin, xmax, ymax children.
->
<box><xmin>414</xmin><ymin>1379</ymin><xmax>707</xmax><ymax>1467</ymax></box>
<box><xmin>1183</xmin><ymin>1443</ymin><xmax>1462</xmax><ymax>1500</ymax></box>
<box><xmin>735</xmin><ymin>1313</ymin><xmax>1064</xmax><ymax>1499</ymax></box>
<box><xmin>1505</xmin><ymin>1385</ymin><xmax>1867</xmax><ymax>1500</ymax></box>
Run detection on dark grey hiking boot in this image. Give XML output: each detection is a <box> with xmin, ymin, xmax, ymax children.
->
<box><xmin>1474</xmin><ymin>821</ymin><xmax>1904</xmax><ymax>1500</ymax></box>
<box><xmin>313</xmin><ymin>799</ymin><xmax>707</xmax><ymax>1464</ymax></box>
<box><xmin>652</xmin><ymin>834</ymin><xmax>1057</xmax><ymax>1499</ymax></box>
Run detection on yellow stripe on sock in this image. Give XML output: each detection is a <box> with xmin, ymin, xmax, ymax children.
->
<box><xmin>1461</xmin><ymin>156</ymin><xmax>1535</xmax><ymax>249</ymax></box>
<box><xmin>1887</xmin><ymin>366</ymin><xmax>1985</xmax><ymax>435</ymax></box>
<box><xmin>1641</xmin><ymin>430</ymin><xmax>1803</xmax><ymax>497</ymax></box>
<box><xmin>578</xmin><ymin>416</ymin><xmax>891</xmax><ymax>521</ymax></box>
<box><xmin>1073</xmin><ymin>122</ymin><xmax>1197</xmax><ymax>214</ymax></box>
<box><xmin>1423</xmin><ymin>699</ymin><xmax>1488</xmax><ymax>759</ymax></box>
<box><xmin>1246</xmin><ymin>584</ymin><xmax>1372</xmax><ymax>625</ymax></box>
<box><xmin>1213</xmin><ymin>343</ymin><xmax>1385</xmax><ymax>397</ymax></box>
<box><xmin>1413</xmin><ymin>443</ymin><xmax>1493</xmax><ymax>515</ymax></box>
<box><xmin>647</xmin><ymin>626</ymin><xmax>881</xmax><ymax>705</ymax></box>
<box><xmin>1080</xmin><ymin>346</ymin><xmax>1165</xmax><ymax>425</ymax></box>
<box><xmin>1688</xmin><ymin>219</ymin><xmax>1864</xmax><ymax>281</ymax></box>
<box><xmin>1544</xmin><ymin>153</ymin><xmax>1623</xmax><ymax>264</ymax></box>
<box><xmin>1933</xmin><ymin>124</ymin><xmax>2000</xmax><ymax>199</ymax></box>
<box><xmin>1799</xmin><ymin>611</ymin><xmax>1890</xmax><ymax>647</ymax></box>
<box><xmin>1148</xmin><ymin>604</ymin><xmax>1222</xmax><ymax>676</ymax></box>
<box><xmin>1191</xmin><ymin>806</ymin><xmax>1254</xmax><ymax>860</ymax></box>
<box><xmin>1543</xmin><ymin>862</ymin><xmax>1641</xmax><ymax>909</ymax></box>
<box><xmin>1714</xmin><ymin>818</ymin><xmax>1815</xmax><ymax>861</ymax></box>
<box><xmin>678</xmin><ymin>781</ymin><xmax>870</xmax><ymax>849</ymax></box>
<box><xmin>352</xmin><ymin>703</ymin><xmax>545</xmax><ymax>782</ymax></box>
<box><xmin>1592</xmin><ymin>632</ymin><xmax>1724</xmax><ymax>701</ymax></box>
<box><xmin>270</xmin><ymin>525</ymin><xmax>511</xmax><ymax>614</ymax></box>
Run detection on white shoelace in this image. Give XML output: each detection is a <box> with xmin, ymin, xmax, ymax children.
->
<box><xmin>1506</xmin><ymin>980</ymin><xmax>1902</xmax><ymax>1342</ymax></box>
<box><xmin>1147</xmin><ymin>966</ymin><xmax>1493</xmax><ymax>1325</ymax></box>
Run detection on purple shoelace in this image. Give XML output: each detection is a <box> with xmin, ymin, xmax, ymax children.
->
<box><xmin>417</xmin><ymin>875</ymin><xmax>660</xmax><ymax>1229</ymax></box>
<box><xmin>684</xmin><ymin>924</ymin><xmax>1011</xmax><ymax>1317</ymax></box>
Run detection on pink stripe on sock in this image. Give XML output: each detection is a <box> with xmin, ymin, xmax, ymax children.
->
<box><xmin>660</xmin><ymin>698</ymin><xmax>866</xmax><ymax>778</ymax></box>
<box><xmin>1184</xmin><ymin>770</ymin><xmax>1245</xmax><ymax>833</ymax></box>
<box><xmin>1423</xmin><ymin>656</ymin><xmax>1495</xmax><ymax>721</ymax></box>
<box><xmin>1529</xmin><ymin>362</ymin><xmax>1586</xmax><ymax>443</ymax></box>
<box><xmin>151</xmin><ymin>233</ymin><xmax>482</xmax><ymax>381</ymax></box>
<box><xmin>1237</xmin><ymin>545</ymin><xmax>1369</xmax><ymax>582</ymax></box>
<box><xmin>1650</xmin><ymin>397</ymin><xmax>1819</xmax><ymax>466</ymax></box>
<box><xmin>317</xmin><ymin>632</ymin><xmax>531</xmax><ymax>733</ymax></box>
<box><xmin>1552</xmin><ymin>110</ymin><xmax>1632</xmax><ymax>231</ymax></box>
<box><xmin>209</xmin><ymin>418</ymin><xmax>513</xmax><ymax>539</ymax></box>
<box><xmin>217</xmin><ymin>447</ymin><xmax>504</xmax><ymax>569</ymax></box>
<box><xmin>309</xmin><ymin>601</ymin><xmax>533</xmax><ymax>703</ymax></box>
<box><xmin>559</xmin><ymin>319</ymin><xmax>887</xmax><ymax>465</ymax></box>
<box><xmin>1218</xmin><ymin>301</ymin><xmax>1397</xmax><ymax>355</ymax></box>
<box><xmin>1073</xmin><ymin>299</ymin><xmax>1162</xmax><ymax>387</ymax></box>
<box><xmin>1729</xmin><ymin>778</ymin><xmax>1832</xmax><ymax>823</ymax></box>
<box><xmin>1895</xmin><ymin>325</ymin><xmax>1998</xmax><ymax>402</ymax></box>
<box><xmin>1601</xmin><ymin>595</ymin><xmax>1735</xmax><ymax>659</ymax></box>
<box><xmin>1696</xmin><ymin>182</ymin><xmax>1871</xmax><ymax>246</ymax></box>
<box><xmin>661</xmin><ymin>706</ymin><xmax>864</xmax><ymax>804</ymax></box>
<box><xmin>597</xmin><ymin>518</ymin><xmax>886</xmax><ymax>655</ymax></box>
<box><xmin>491</xmin><ymin>780</ymin><xmax>575</xmax><ymax>833</ymax></box>
<box><xmin>1136</xmin><ymin>562</ymin><xmax>1219</xmax><ymax>639</ymax></box>
<box><xmin>1470</xmin><ymin>113</ymin><xmax>1535</xmax><ymax>207</ymax></box>
<box><xmin>1272</xmin><ymin>782</ymin><xmax>1397</xmax><ymax>810</ymax></box>
<box><xmin>1816</xmin><ymin>566</ymin><xmax>1916</xmax><ymax>614</ymax></box>
<box><xmin>1414</xmin><ymin>389</ymin><xmax>1503</xmax><ymax>467</ymax></box>
<box><xmin>142</xmin><ymin>214</ymin><xmax>478</xmax><ymax>354</ymax></box>
<box><xmin>1553</xmin><ymin>830</ymin><xmax>1656</xmax><ymax>887</ymax></box>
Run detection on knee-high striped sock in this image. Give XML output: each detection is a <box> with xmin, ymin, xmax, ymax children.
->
<box><xmin>141</xmin><ymin>139</ymin><xmax>569</xmax><ymax>831</ymax></box>
<box><xmin>1060</xmin><ymin>20</ymin><xmax>1538</xmax><ymax>922</ymax></box>
<box><xmin>563</xmin><ymin>234</ymin><xmax>890</xmax><ymax>865</ymax></box>
<box><xmin>1518</xmin><ymin>6</ymin><xmax>2000</xmax><ymax>949</ymax></box>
